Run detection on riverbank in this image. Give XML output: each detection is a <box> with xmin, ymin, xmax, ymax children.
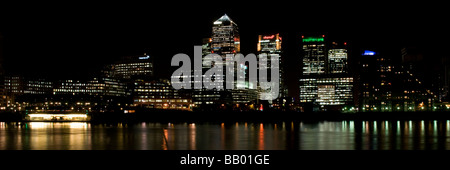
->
<box><xmin>2</xmin><ymin>111</ymin><xmax>450</xmax><ymax>122</ymax></box>
<box><xmin>125</xmin><ymin>111</ymin><xmax>450</xmax><ymax>123</ymax></box>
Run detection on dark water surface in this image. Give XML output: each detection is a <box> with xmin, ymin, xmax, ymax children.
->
<box><xmin>0</xmin><ymin>120</ymin><xmax>449</xmax><ymax>150</ymax></box>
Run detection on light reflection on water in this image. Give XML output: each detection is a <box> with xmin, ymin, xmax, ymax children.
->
<box><xmin>0</xmin><ymin>120</ymin><xmax>449</xmax><ymax>150</ymax></box>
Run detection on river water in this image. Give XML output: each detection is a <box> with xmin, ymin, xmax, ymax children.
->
<box><xmin>0</xmin><ymin>120</ymin><xmax>448</xmax><ymax>150</ymax></box>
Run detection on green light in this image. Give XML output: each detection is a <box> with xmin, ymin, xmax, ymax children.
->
<box><xmin>302</xmin><ymin>37</ymin><xmax>324</xmax><ymax>42</ymax></box>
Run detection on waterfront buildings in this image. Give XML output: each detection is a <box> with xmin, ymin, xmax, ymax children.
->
<box><xmin>256</xmin><ymin>33</ymin><xmax>288</xmax><ymax>108</ymax></box>
<box><xmin>192</xmin><ymin>14</ymin><xmax>256</xmax><ymax>111</ymax></box>
<box><xmin>358</xmin><ymin>50</ymin><xmax>436</xmax><ymax>112</ymax></box>
<box><xmin>132</xmin><ymin>79</ymin><xmax>192</xmax><ymax>111</ymax></box>
<box><xmin>106</xmin><ymin>53</ymin><xmax>154</xmax><ymax>80</ymax></box>
<box><xmin>299</xmin><ymin>36</ymin><xmax>354</xmax><ymax>111</ymax></box>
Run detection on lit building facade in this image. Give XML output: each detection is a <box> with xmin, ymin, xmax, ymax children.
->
<box><xmin>109</xmin><ymin>54</ymin><xmax>153</xmax><ymax>80</ymax></box>
<box><xmin>132</xmin><ymin>79</ymin><xmax>192</xmax><ymax>111</ymax></box>
<box><xmin>316</xmin><ymin>77</ymin><xmax>353</xmax><ymax>106</ymax></box>
<box><xmin>299</xmin><ymin>37</ymin><xmax>354</xmax><ymax>111</ymax></box>
<box><xmin>328</xmin><ymin>49</ymin><xmax>348</xmax><ymax>74</ymax></box>
<box><xmin>302</xmin><ymin>36</ymin><xmax>326</xmax><ymax>75</ymax></box>
<box><xmin>53</xmin><ymin>77</ymin><xmax>126</xmax><ymax>97</ymax></box>
<box><xmin>358</xmin><ymin>50</ymin><xmax>436</xmax><ymax>112</ymax></box>
<box><xmin>257</xmin><ymin>33</ymin><xmax>287</xmax><ymax>107</ymax></box>
<box><xmin>192</xmin><ymin>14</ymin><xmax>255</xmax><ymax>111</ymax></box>
<box><xmin>299</xmin><ymin>35</ymin><xmax>327</xmax><ymax>105</ymax></box>
<box><xmin>211</xmin><ymin>14</ymin><xmax>240</xmax><ymax>55</ymax></box>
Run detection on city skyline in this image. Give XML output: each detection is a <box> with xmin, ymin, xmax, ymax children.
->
<box><xmin>0</xmin><ymin>2</ymin><xmax>449</xmax><ymax>113</ymax></box>
<box><xmin>1</xmin><ymin>3</ymin><xmax>450</xmax><ymax>168</ymax></box>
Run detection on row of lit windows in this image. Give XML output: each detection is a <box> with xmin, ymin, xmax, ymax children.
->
<box><xmin>135</xmin><ymin>99</ymin><xmax>190</xmax><ymax>103</ymax></box>
<box><xmin>135</xmin><ymin>89</ymin><xmax>171</xmax><ymax>92</ymax></box>
<box><xmin>116</xmin><ymin>63</ymin><xmax>151</xmax><ymax>66</ymax></box>
<box><xmin>135</xmin><ymin>85</ymin><xmax>169</xmax><ymax>89</ymax></box>
<box><xmin>117</xmin><ymin>70</ymin><xmax>151</xmax><ymax>73</ymax></box>
<box><xmin>54</xmin><ymin>89</ymin><xmax>105</xmax><ymax>93</ymax></box>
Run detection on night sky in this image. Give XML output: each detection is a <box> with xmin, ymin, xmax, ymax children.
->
<box><xmin>0</xmin><ymin>2</ymin><xmax>448</xmax><ymax>97</ymax></box>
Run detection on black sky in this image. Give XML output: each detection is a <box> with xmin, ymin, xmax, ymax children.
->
<box><xmin>0</xmin><ymin>2</ymin><xmax>448</xmax><ymax>97</ymax></box>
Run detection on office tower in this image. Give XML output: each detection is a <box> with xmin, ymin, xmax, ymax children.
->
<box><xmin>109</xmin><ymin>53</ymin><xmax>154</xmax><ymax>80</ymax></box>
<box><xmin>211</xmin><ymin>14</ymin><xmax>240</xmax><ymax>55</ymax></box>
<box><xmin>302</xmin><ymin>35</ymin><xmax>326</xmax><ymax>75</ymax></box>
<box><xmin>299</xmin><ymin>35</ymin><xmax>327</xmax><ymax>108</ymax></box>
<box><xmin>359</xmin><ymin>50</ymin><xmax>435</xmax><ymax>112</ymax></box>
<box><xmin>190</xmin><ymin>38</ymin><xmax>226</xmax><ymax>109</ymax></box>
<box><xmin>324</xmin><ymin>45</ymin><xmax>353</xmax><ymax>108</ymax></box>
<box><xmin>193</xmin><ymin>14</ymin><xmax>255</xmax><ymax>111</ymax></box>
<box><xmin>299</xmin><ymin>37</ymin><xmax>354</xmax><ymax>111</ymax></box>
<box><xmin>202</xmin><ymin>38</ymin><xmax>212</xmax><ymax>68</ymax></box>
<box><xmin>328</xmin><ymin>49</ymin><xmax>348</xmax><ymax>74</ymax></box>
<box><xmin>257</xmin><ymin>33</ymin><xmax>287</xmax><ymax>107</ymax></box>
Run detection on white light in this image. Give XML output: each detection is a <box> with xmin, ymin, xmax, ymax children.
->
<box><xmin>139</xmin><ymin>56</ymin><xmax>150</xmax><ymax>60</ymax></box>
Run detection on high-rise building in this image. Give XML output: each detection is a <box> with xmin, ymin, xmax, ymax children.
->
<box><xmin>299</xmin><ymin>36</ymin><xmax>354</xmax><ymax>111</ymax></box>
<box><xmin>328</xmin><ymin>49</ymin><xmax>348</xmax><ymax>74</ymax></box>
<box><xmin>190</xmin><ymin>38</ymin><xmax>230</xmax><ymax>109</ymax></box>
<box><xmin>192</xmin><ymin>14</ymin><xmax>255</xmax><ymax>110</ymax></box>
<box><xmin>211</xmin><ymin>14</ymin><xmax>240</xmax><ymax>55</ymax></box>
<box><xmin>299</xmin><ymin>35</ymin><xmax>327</xmax><ymax>106</ymax></box>
<box><xmin>257</xmin><ymin>33</ymin><xmax>287</xmax><ymax>103</ymax></box>
<box><xmin>302</xmin><ymin>35</ymin><xmax>326</xmax><ymax>75</ymax></box>
<box><xmin>358</xmin><ymin>50</ymin><xmax>436</xmax><ymax>112</ymax></box>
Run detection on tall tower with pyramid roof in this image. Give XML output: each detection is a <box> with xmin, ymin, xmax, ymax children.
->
<box><xmin>211</xmin><ymin>14</ymin><xmax>240</xmax><ymax>55</ymax></box>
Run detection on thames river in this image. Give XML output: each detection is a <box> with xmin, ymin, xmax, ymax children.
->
<box><xmin>0</xmin><ymin>120</ymin><xmax>449</xmax><ymax>150</ymax></box>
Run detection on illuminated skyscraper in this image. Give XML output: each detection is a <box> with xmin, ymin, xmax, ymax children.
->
<box><xmin>328</xmin><ymin>49</ymin><xmax>348</xmax><ymax>74</ymax></box>
<box><xmin>299</xmin><ymin>35</ymin><xmax>327</xmax><ymax>106</ymax></box>
<box><xmin>302</xmin><ymin>35</ymin><xmax>326</xmax><ymax>75</ymax></box>
<box><xmin>211</xmin><ymin>14</ymin><xmax>240</xmax><ymax>55</ymax></box>
<box><xmin>299</xmin><ymin>36</ymin><xmax>354</xmax><ymax>111</ymax></box>
<box><xmin>211</xmin><ymin>14</ymin><xmax>255</xmax><ymax>106</ymax></box>
<box><xmin>192</xmin><ymin>14</ymin><xmax>247</xmax><ymax>110</ymax></box>
<box><xmin>257</xmin><ymin>33</ymin><xmax>286</xmax><ymax>101</ymax></box>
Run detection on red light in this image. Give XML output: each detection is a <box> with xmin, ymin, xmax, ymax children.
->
<box><xmin>344</xmin><ymin>42</ymin><xmax>347</xmax><ymax>45</ymax></box>
<box><xmin>301</xmin><ymin>35</ymin><xmax>304</xmax><ymax>39</ymax></box>
<box><xmin>263</xmin><ymin>35</ymin><xmax>275</xmax><ymax>39</ymax></box>
<box><xmin>322</xmin><ymin>35</ymin><xmax>325</xmax><ymax>37</ymax></box>
<box><xmin>233</xmin><ymin>50</ymin><xmax>236</xmax><ymax>53</ymax></box>
<box><xmin>211</xmin><ymin>51</ymin><xmax>214</xmax><ymax>53</ymax></box>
